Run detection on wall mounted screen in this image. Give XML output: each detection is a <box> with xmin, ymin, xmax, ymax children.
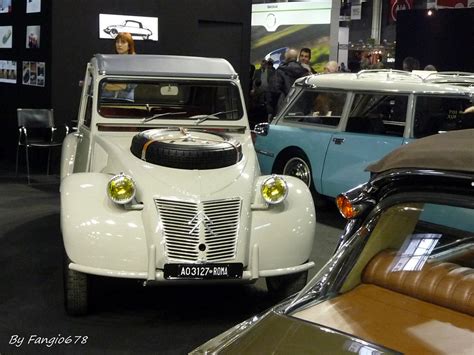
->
<box><xmin>251</xmin><ymin>0</ymin><xmax>331</xmax><ymax>72</ymax></box>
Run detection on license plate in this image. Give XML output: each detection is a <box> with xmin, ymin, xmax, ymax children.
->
<box><xmin>164</xmin><ymin>263</ymin><xmax>243</xmax><ymax>280</ymax></box>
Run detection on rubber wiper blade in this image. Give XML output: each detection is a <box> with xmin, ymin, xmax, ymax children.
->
<box><xmin>142</xmin><ymin>111</ymin><xmax>187</xmax><ymax>123</ymax></box>
<box><xmin>190</xmin><ymin>110</ymin><xmax>238</xmax><ymax>124</ymax></box>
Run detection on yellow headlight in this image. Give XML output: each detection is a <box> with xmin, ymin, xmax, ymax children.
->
<box><xmin>107</xmin><ymin>173</ymin><xmax>136</xmax><ymax>205</ymax></box>
<box><xmin>261</xmin><ymin>175</ymin><xmax>288</xmax><ymax>205</ymax></box>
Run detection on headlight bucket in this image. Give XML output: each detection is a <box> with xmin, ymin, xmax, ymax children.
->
<box><xmin>261</xmin><ymin>175</ymin><xmax>288</xmax><ymax>205</ymax></box>
<box><xmin>107</xmin><ymin>173</ymin><xmax>136</xmax><ymax>205</ymax></box>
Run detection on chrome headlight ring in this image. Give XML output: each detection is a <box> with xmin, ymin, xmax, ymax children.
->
<box><xmin>260</xmin><ymin>175</ymin><xmax>288</xmax><ymax>205</ymax></box>
<box><xmin>106</xmin><ymin>173</ymin><xmax>136</xmax><ymax>205</ymax></box>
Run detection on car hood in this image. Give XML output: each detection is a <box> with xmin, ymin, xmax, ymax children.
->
<box><xmin>93</xmin><ymin>133</ymin><xmax>259</xmax><ymax>199</ymax></box>
<box><xmin>193</xmin><ymin>311</ymin><xmax>400</xmax><ymax>354</ymax></box>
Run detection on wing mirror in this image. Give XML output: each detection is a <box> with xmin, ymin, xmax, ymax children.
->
<box><xmin>252</xmin><ymin>122</ymin><xmax>269</xmax><ymax>136</ymax></box>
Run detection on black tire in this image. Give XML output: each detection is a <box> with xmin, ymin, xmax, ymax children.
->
<box><xmin>111</xmin><ymin>29</ymin><xmax>118</xmax><ymax>36</ymax></box>
<box><xmin>266</xmin><ymin>270</ymin><xmax>308</xmax><ymax>299</ymax></box>
<box><xmin>63</xmin><ymin>252</ymin><xmax>89</xmax><ymax>316</ymax></box>
<box><xmin>130</xmin><ymin>128</ymin><xmax>242</xmax><ymax>169</ymax></box>
<box><xmin>274</xmin><ymin>151</ymin><xmax>327</xmax><ymax>208</ymax></box>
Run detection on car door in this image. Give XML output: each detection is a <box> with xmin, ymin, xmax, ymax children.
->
<box><xmin>321</xmin><ymin>92</ymin><xmax>409</xmax><ymax>197</ymax></box>
<box><xmin>73</xmin><ymin>67</ymin><xmax>94</xmax><ymax>173</ymax></box>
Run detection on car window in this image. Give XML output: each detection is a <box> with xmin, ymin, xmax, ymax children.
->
<box><xmin>282</xmin><ymin>90</ymin><xmax>345</xmax><ymax>127</ymax></box>
<box><xmin>125</xmin><ymin>21</ymin><xmax>140</xmax><ymax>28</ymax></box>
<box><xmin>346</xmin><ymin>93</ymin><xmax>408</xmax><ymax>137</ymax></box>
<box><xmin>413</xmin><ymin>95</ymin><xmax>474</xmax><ymax>138</ymax></box>
<box><xmin>341</xmin><ymin>199</ymin><xmax>474</xmax><ymax>293</ymax></box>
<box><xmin>98</xmin><ymin>80</ymin><xmax>243</xmax><ymax>120</ymax></box>
<box><xmin>83</xmin><ymin>72</ymin><xmax>93</xmax><ymax>128</ymax></box>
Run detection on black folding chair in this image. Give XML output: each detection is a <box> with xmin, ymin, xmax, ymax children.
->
<box><xmin>16</xmin><ymin>108</ymin><xmax>69</xmax><ymax>183</ymax></box>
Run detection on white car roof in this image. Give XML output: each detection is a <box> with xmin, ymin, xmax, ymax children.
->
<box><xmin>297</xmin><ymin>70</ymin><xmax>474</xmax><ymax>96</ymax></box>
<box><xmin>92</xmin><ymin>54</ymin><xmax>238</xmax><ymax>79</ymax></box>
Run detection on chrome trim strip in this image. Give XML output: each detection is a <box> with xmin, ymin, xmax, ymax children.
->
<box><xmin>255</xmin><ymin>149</ymin><xmax>274</xmax><ymax>157</ymax></box>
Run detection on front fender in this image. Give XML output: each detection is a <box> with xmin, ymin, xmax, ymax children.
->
<box><xmin>250</xmin><ymin>176</ymin><xmax>316</xmax><ymax>270</ymax></box>
<box><xmin>60</xmin><ymin>133</ymin><xmax>78</xmax><ymax>181</ymax></box>
<box><xmin>61</xmin><ymin>173</ymin><xmax>148</xmax><ymax>273</ymax></box>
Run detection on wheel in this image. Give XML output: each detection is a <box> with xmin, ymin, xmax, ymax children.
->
<box><xmin>277</xmin><ymin>152</ymin><xmax>327</xmax><ymax>208</ymax></box>
<box><xmin>63</xmin><ymin>252</ymin><xmax>89</xmax><ymax>316</ymax></box>
<box><xmin>111</xmin><ymin>29</ymin><xmax>118</xmax><ymax>36</ymax></box>
<box><xmin>283</xmin><ymin>156</ymin><xmax>312</xmax><ymax>187</ymax></box>
<box><xmin>130</xmin><ymin>128</ymin><xmax>242</xmax><ymax>169</ymax></box>
<box><xmin>266</xmin><ymin>270</ymin><xmax>308</xmax><ymax>299</ymax></box>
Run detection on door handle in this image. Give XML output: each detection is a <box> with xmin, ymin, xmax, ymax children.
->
<box><xmin>74</xmin><ymin>132</ymin><xmax>83</xmax><ymax>139</ymax></box>
<box><xmin>332</xmin><ymin>137</ymin><xmax>345</xmax><ymax>145</ymax></box>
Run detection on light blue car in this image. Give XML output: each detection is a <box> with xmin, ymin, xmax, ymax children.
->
<box><xmin>255</xmin><ymin>70</ymin><xmax>474</xmax><ymax>205</ymax></box>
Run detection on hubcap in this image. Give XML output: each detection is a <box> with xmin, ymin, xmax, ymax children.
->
<box><xmin>283</xmin><ymin>157</ymin><xmax>311</xmax><ymax>187</ymax></box>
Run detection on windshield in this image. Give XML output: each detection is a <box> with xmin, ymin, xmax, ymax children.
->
<box><xmin>98</xmin><ymin>79</ymin><xmax>243</xmax><ymax>120</ymax></box>
<box><xmin>290</xmin><ymin>196</ymin><xmax>474</xmax><ymax>313</ymax></box>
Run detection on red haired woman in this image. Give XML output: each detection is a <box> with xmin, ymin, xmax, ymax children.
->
<box><xmin>115</xmin><ymin>32</ymin><xmax>136</xmax><ymax>55</ymax></box>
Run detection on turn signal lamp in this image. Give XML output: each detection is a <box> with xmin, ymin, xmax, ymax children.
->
<box><xmin>261</xmin><ymin>176</ymin><xmax>288</xmax><ymax>205</ymax></box>
<box><xmin>107</xmin><ymin>173</ymin><xmax>136</xmax><ymax>205</ymax></box>
<box><xmin>336</xmin><ymin>194</ymin><xmax>359</xmax><ymax>219</ymax></box>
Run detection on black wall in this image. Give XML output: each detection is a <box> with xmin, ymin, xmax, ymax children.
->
<box><xmin>0</xmin><ymin>0</ymin><xmax>52</xmax><ymax>161</ymax></box>
<box><xmin>51</xmin><ymin>0</ymin><xmax>251</xmax><ymax>127</ymax></box>
<box><xmin>396</xmin><ymin>8</ymin><xmax>474</xmax><ymax>71</ymax></box>
<box><xmin>0</xmin><ymin>0</ymin><xmax>251</xmax><ymax>163</ymax></box>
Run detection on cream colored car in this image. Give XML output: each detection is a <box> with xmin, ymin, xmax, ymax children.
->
<box><xmin>60</xmin><ymin>54</ymin><xmax>316</xmax><ymax>315</ymax></box>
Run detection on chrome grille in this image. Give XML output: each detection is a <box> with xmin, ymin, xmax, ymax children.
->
<box><xmin>155</xmin><ymin>199</ymin><xmax>199</xmax><ymax>260</ymax></box>
<box><xmin>155</xmin><ymin>198</ymin><xmax>241</xmax><ymax>262</ymax></box>
<box><xmin>203</xmin><ymin>199</ymin><xmax>241</xmax><ymax>261</ymax></box>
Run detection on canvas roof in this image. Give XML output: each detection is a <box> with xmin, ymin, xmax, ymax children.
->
<box><xmin>366</xmin><ymin>129</ymin><xmax>474</xmax><ymax>173</ymax></box>
<box><xmin>92</xmin><ymin>54</ymin><xmax>237</xmax><ymax>79</ymax></box>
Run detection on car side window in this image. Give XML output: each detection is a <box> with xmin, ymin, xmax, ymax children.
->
<box><xmin>283</xmin><ymin>90</ymin><xmax>345</xmax><ymax>127</ymax></box>
<box><xmin>83</xmin><ymin>76</ymin><xmax>93</xmax><ymax>128</ymax></box>
<box><xmin>413</xmin><ymin>95</ymin><xmax>474</xmax><ymax>138</ymax></box>
<box><xmin>347</xmin><ymin>93</ymin><xmax>408</xmax><ymax>136</ymax></box>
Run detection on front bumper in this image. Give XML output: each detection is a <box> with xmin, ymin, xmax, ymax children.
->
<box><xmin>69</xmin><ymin>243</ymin><xmax>315</xmax><ymax>282</ymax></box>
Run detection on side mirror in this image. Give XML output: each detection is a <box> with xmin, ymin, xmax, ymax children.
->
<box><xmin>253</xmin><ymin>122</ymin><xmax>269</xmax><ymax>136</ymax></box>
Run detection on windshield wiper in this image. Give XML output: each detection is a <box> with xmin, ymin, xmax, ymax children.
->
<box><xmin>142</xmin><ymin>111</ymin><xmax>187</xmax><ymax>123</ymax></box>
<box><xmin>190</xmin><ymin>110</ymin><xmax>238</xmax><ymax>124</ymax></box>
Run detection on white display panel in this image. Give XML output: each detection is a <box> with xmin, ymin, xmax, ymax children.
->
<box><xmin>99</xmin><ymin>14</ymin><xmax>158</xmax><ymax>41</ymax></box>
<box><xmin>0</xmin><ymin>60</ymin><xmax>17</xmax><ymax>84</ymax></box>
<box><xmin>0</xmin><ymin>26</ymin><xmax>12</xmax><ymax>48</ymax></box>
<box><xmin>26</xmin><ymin>0</ymin><xmax>41</xmax><ymax>14</ymax></box>
<box><xmin>26</xmin><ymin>25</ymin><xmax>40</xmax><ymax>48</ymax></box>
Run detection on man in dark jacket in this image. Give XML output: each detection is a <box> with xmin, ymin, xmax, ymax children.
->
<box><xmin>269</xmin><ymin>48</ymin><xmax>308</xmax><ymax>118</ymax></box>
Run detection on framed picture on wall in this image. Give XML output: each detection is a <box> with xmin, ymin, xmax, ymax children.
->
<box><xmin>26</xmin><ymin>25</ymin><xmax>40</xmax><ymax>48</ymax></box>
<box><xmin>0</xmin><ymin>60</ymin><xmax>17</xmax><ymax>84</ymax></box>
<box><xmin>26</xmin><ymin>0</ymin><xmax>41</xmax><ymax>14</ymax></box>
<box><xmin>99</xmin><ymin>14</ymin><xmax>159</xmax><ymax>41</ymax></box>
<box><xmin>22</xmin><ymin>61</ymin><xmax>45</xmax><ymax>87</ymax></box>
<box><xmin>0</xmin><ymin>26</ymin><xmax>12</xmax><ymax>48</ymax></box>
<box><xmin>0</xmin><ymin>0</ymin><xmax>12</xmax><ymax>14</ymax></box>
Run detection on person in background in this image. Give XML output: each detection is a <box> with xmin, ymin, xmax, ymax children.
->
<box><xmin>269</xmin><ymin>48</ymin><xmax>308</xmax><ymax>117</ymax></box>
<box><xmin>299</xmin><ymin>47</ymin><xmax>316</xmax><ymax>74</ymax></box>
<box><xmin>339</xmin><ymin>62</ymin><xmax>349</xmax><ymax>72</ymax></box>
<box><xmin>402</xmin><ymin>56</ymin><xmax>420</xmax><ymax>71</ymax></box>
<box><xmin>324</xmin><ymin>61</ymin><xmax>339</xmax><ymax>73</ymax></box>
<box><xmin>253</xmin><ymin>59</ymin><xmax>274</xmax><ymax>93</ymax></box>
<box><xmin>103</xmin><ymin>32</ymin><xmax>136</xmax><ymax>99</ymax></box>
<box><xmin>115</xmin><ymin>32</ymin><xmax>136</xmax><ymax>55</ymax></box>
